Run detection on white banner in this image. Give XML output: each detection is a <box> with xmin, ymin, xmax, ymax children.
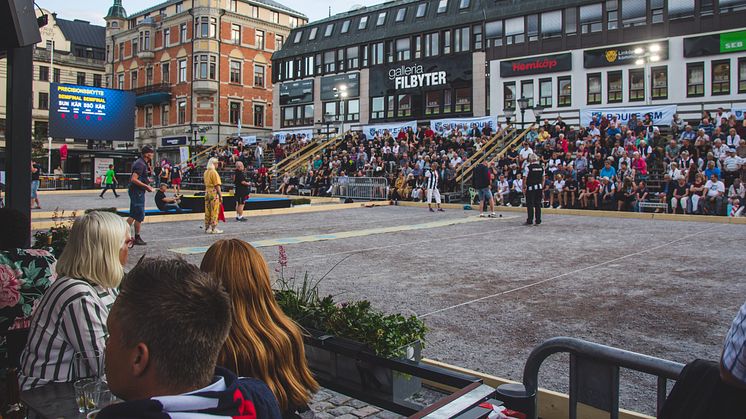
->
<box><xmin>179</xmin><ymin>146</ymin><xmax>190</xmax><ymax>164</ymax></box>
<box><xmin>580</xmin><ymin>105</ymin><xmax>677</xmax><ymax>126</ymax></box>
<box><xmin>272</xmin><ymin>130</ymin><xmax>313</xmax><ymax>144</ymax></box>
<box><xmin>363</xmin><ymin>121</ymin><xmax>418</xmax><ymax>138</ymax></box>
<box><xmin>430</xmin><ymin>116</ymin><xmax>498</xmax><ymax>134</ymax></box>
<box><xmin>732</xmin><ymin>108</ymin><xmax>746</xmax><ymax>120</ymax></box>
<box><xmin>93</xmin><ymin>158</ymin><xmax>114</xmax><ymax>186</ymax></box>
<box><xmin>240</xmin><ymin>135</ymin><xmax>257</xmax><ymax>145</ymax></box>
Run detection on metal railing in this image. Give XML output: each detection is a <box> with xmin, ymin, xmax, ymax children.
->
<box><xmin>332</xmin><ymin>176</ymin><xmax>389</xmax><ymax>201</ymax></box>
<box><xmin>498</xmin><ymin>337</ymin><xmax>685</xmax><ymax>419</ymax></box>
<box><xmin>38</xmin><ymin>175</ymin><xmax>81</xmax><ymax>191</ymax></box>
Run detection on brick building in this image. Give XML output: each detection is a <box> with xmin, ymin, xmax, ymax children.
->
<box><xmin>104</xmin><ymin>0</ymin><xmax>306</xmax><ymax>161</ymax></box>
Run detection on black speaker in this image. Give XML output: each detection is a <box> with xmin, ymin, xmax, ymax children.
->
<box><xmin>0</xmin><ymin>0</ymin><xmax>42</xmax><ymax>50</ymax></box>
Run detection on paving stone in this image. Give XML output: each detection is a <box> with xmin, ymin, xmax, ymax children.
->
<box><xmin>347</xmin><ymin>399</ymin><xmax>369</xmax><ymax>409</ymax></box>
<box><xmin>310</xmin><ymin>401</ymin><xmax>334</xmax><ymax>412</ymax></box>
<box><xmin>351</xmin><ymin>406</ymin><xmax>381</xmax><ymax>417</ymax></box>
<box><xmin>334</xmin><ymin>415</ymin><xmax>359</xmax><ymax>419</ymax></box>
<box><xmin>328</xmin><ymin>395</ymin><xmax>353</xmax><ymax>405</ymax></box>
<box><xmin>312</xmin><ymin>390</ymin><xmax>334</xmax><ymax>402</ymax></box>
<box><xmin>328</xmin><ymin>405</ymin><xmax>356</xmax><ymax>416</ymax></box>
<box><xmin>313</xmin><ymin>413</ymin><xmax>335</xmax><ymax>419</ymax></box>
<box><xmin>371</xmin><ymin>411</ymin><xmax>405</xmax><ymax>419</ymax></box>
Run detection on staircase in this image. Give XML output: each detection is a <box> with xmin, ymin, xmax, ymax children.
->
<box><xmin>457</xmin><ymin>125</ymin><xmax>534</xmax><ymax>187</ymax></box>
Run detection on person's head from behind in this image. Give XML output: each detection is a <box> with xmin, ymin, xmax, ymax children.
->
<box><xmin>201</xmin><ymin>239</ymin><xmax>318</xmax><ymax>411</ymax></box>
<box><xmin>56</xmin><ymin>211</ymin><xmax>130</xmax><ymax>287</ymax></box>
<box><xmin>105</xmin><ymin>257</ymin><xmax>231</xmax><ymax>401</ymax></box>
<box><xmin>0</xmin><ymin>208</ymin><xmax>30</xmax><ymax>251</ymax></box>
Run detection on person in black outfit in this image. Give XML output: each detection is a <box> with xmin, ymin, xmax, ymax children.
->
<box><xmin>524</xmin><ymin>154</ymin><xmax>545</xmax><ymax>226</ymax></box>
<box><xmin>233</xmin><ymin>161</ymin><xmax>250</xmax><ymax>222</ymax></box>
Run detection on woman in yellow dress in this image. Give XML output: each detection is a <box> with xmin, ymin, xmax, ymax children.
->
<box><xmin>203</xmin><ymin>157</ymin><xmax>223</xmax><ymax>234</ymax></box>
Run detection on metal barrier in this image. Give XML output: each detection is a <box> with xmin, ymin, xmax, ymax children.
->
<box><xmin>332</xmin><ymin>176</ymin><xmax>389</xmax><ymax>201</ymax></box>
<box><xmin>497</xmin><ymin>337</ymin><xmax>684</xmax><ymax>419</ymax></box>
<box><xmin>38</xmin><ymin>175</ymin><xmax>81</xmax><ymax>191</ymax></box>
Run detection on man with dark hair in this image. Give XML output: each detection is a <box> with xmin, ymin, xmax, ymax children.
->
<box><xmin>524</xmin><ymin>153</ymin><xmax>544</xmax><ymax>226</ymax></box>
<box><xmin>99</xmin><ymin>258</ymin><xmax>281</xmax><ymax>418</ymax></box>
<box><xmin>473</xmin><ymin>161</ymin><xmax>496</xmax><ymax>217</ymax></box>
<box><xmin>127</xmin><ymin>146</ymin><xmax>155</xmax><ymax>246</ymax></box>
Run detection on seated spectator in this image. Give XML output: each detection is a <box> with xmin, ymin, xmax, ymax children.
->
<box><xmin>634</xmin><ymin>181</ymin><xmax>649</xmax><ymax>212</ymax></box>
<box><xmin>580</xmin><ymin>175</ymin><xmax>600</xmax><ymax>209</ymax></box>
<box><xmin>20</xmin><ymin>211</ymin><xmax>130</xmax><ymax>390</ymax></box>
<box><xmin>98</xmin><ymin>257</ymin><xmax>281</xmax><ymax>419</ymax></box>
<box><xmin>704</xmin><ymin>173</ymin><xmax>725</xmax><ymax>215</ymax></box>
<box><xmin>201</xmin><ymin>240</ymin><xmax>318</xmax><ymax>417</ymax></box>
<box><xmin>549</xmin><ymin>174</ymin><xmax>565</xmax><ymax>209</ymax></box>
<box><xmin>496</xmin><ymin>174</ymin><xmax>510</xmax><ymax>206</ymax></box>
<box><xmin>510</xmin><ymin>173</ymin><xmax>524</xmax><ymax>207</ymax></box>
<box><xmin>688</xmin><ymin>173</ymin><xmax>706</xmax><ymax>214</ymax></box>
<box><xmin>154</xmin><ymin>183</ymin><xmax>182</xmax><ymax>212</ymax></box>
<box><xmin>565</xmin><ymin>176</ymin><xmax>578</xmax><ymax>208</ymax></box>
<box><xmin>0</xmin><ymin>209</ymin><xmax>57</xmax><ymax>366</ymax></box>
<box><xmin>727</xmin><ymin>178</ymin><xmax>745</xmax><ymax>217</ymax></box>
<box><xmin>671</xmin><ymin>177</ymin><xmax>690</xmax><ymax>214</ymax></box>
<box><xmin>600</xmin><ymin>177</ymin><xmax>616</xmax><ymax>210</ymax></box>
<box><xmin>617</xmin><ymin>177</ymin><xmax>636</xmax><ymax>212</ymax></box>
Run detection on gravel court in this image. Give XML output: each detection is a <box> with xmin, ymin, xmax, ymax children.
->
<box><xmin>119</xmin><ymin>205</ymin><xmax>746</xmax><ymax>414</ymax></box>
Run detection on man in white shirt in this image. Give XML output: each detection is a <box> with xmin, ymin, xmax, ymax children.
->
<box><xmin>519</xmin><ymin>142</ymin><xmax>534</xmax><ymax>163</ymax></box>
<box><xmin>496</xmin><ymin>175</ymin><xmax>510</xmax><ymax>206</ymax></box>
<box><xmin>704</xmin><ymin>173</ymin><xmax>725</xmax><ymax>215</ymax></box>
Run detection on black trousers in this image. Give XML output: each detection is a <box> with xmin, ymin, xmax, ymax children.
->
<box><xmin>526</xmin><ymin>189</ymin><xmax>542</xmax><ymax>223</ymax></box>
<box><xmin>100</xmin><ymin>183</ymin><xmax>119</xmax><ymax>197</ymax></box>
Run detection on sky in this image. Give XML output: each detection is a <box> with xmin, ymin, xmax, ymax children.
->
<box><xmin>36</xmin><ymin>0</ymin><xmax>383</xmax><ymax>25</ymax></box>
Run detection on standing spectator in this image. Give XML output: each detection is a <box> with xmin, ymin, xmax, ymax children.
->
<box><xmin>127</xmin><ymin>146</ymin><xmax>155</xmax><ymax>246</ymax></box>
<box><xmin>233</xmin><ymin>161</ymin><xmax>250</xmax><ymax>222</ymax></box>
<box><xmin>203</xmin><ymin>158</ymin><xmax>223</xmax><ymax>234</ymax></box>
<box><xmin>671</xmin><ymin>114</ymin><xmax>686</xmax><ymax>138</ymax></box>
<box><xmin>254</xmin><ymin>143</ymin><xmax>264</xmax><ymax>168</ymax></box>
<box><xmin>30</xmin><ymin>162</ymin><xmax>42</xmax><ymax>209</ymax></box>
<box><xmin>99</xmin><ymin>164</ymin><xmax>119</xmax><ymax>198</ymax></box>
<box><xmin>170</xmin><ymin>164</ymin><xmax>182</xmax><ymax>195</ymax></box>
<box><xmin>523</xmin><ymin>154</ymin><xmax>544</xmax><ymax>226</ymax></box>
<box><xmin>159</xmin><ymin>164</ymin><xmax>171</xmax><ymax>188</ymax></box>
<box><xmin>704</xmin><ymin>173</ymin><xmax>725</xmax><ymax>215</ymax></box>
<box><xmin>473</xmin><ymin>162</ymin><xmax>495</xmax><ymax>217</ymax></box>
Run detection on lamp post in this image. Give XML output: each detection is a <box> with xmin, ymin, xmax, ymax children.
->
<box><xmin>634</xmin><ymin>44</ymin><xmax>661</xmax><ymax>105</ymax></box>
<box><xmin>517</xmin><ymin>96</ymin><xmax>531</xmax><ymax>129</ymax></box>
<box><xmin>504</xmin><ymin>108</ymin><xmax>514</xmax><ymax>128</ymax></box>
<box><xmin>533</xmin><ymin>105</ymin><xmax>545</xmax><ymax>125</ymax></box>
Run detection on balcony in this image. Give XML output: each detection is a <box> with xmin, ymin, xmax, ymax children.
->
<box><xmin>193</xmin><ymin>79</ymin><xmax>218</xmax><ymax>94</ymax></box>
<box><xmin>137</xmin><ymin>49</ymin><xmax>155</xmax><ymax>61</ymax></box>
<box><xmin>133</xmin><ymin>83</ymin><xmax>171</xmax><ymax>106</ymax></box>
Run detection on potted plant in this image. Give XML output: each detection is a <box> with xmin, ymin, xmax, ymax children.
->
<box><xmin>31</xmin><ymin>210</ymin><xmax>76</xmax><ymax>258</ymax></box>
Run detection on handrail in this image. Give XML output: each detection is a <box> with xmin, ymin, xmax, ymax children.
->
<box><xmin>272</xmin><ymin>136</ymin><xmax>321</xmax><ymax>172</ymax></box>
<box><xmin>456</xmin><ymin>129</ymin><xmax>506</xmax><ymax>176</ymax></box>
<box><xmin>455</xmin><ymin>128</ymin><xmax>509</xmax><ymax>183</ymax></box>
<box><xmin>282</xmin><ymin>134</ymin><xmax>344</xmax><ymax>174</ymax></box>
<box><xmin>487</xmin><ymin>124</ymin><xmax>535</xmax><ymax>164</ymax></box>
<box><xmin>179</xmin><ymin>142</ymin><xmax>221</xmax><ymax>167</ymax></box>
<box><xmin>520</xmin><ymin>337</ymin><xmax>684</xmax><ymax>419</ymax></box>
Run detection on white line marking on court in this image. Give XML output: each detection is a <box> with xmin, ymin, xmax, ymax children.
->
<box><xmin>418</xmin><ymin>225</ymin><xmax>722</xmax><ymax>319</ymax></box>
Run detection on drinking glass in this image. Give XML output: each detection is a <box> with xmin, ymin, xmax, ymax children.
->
<box><xmin>84</xmin><ymin>380</ymin><xmax>115</xmax><ymax>411</ymax></box>
<box><xmin>73</xmin><ymin>349</ymin><xmax>104</xmax><ymax>380</ymax></box>
<box><xmin>73</xmin><ymin>377</ymin><xmax>97</xmax><ymax>413</ymax></box>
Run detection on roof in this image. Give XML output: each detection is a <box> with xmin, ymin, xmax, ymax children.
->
<box><xmin>56</xmin><ymin>18</ymin><xmax>106</xmax><ymax>50</ymax></box>
<box><xmin>130</xmin><ymin>0</ymin><xmax>307</xmax><ymax>20</ymax></box>
<box><xmin>273</xmin><ymin>0</ymin><xmax>598</xmax><ymax>60</ymax></box>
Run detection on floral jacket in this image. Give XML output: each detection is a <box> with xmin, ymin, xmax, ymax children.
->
<box><xmin>0</xmin><ymin>248</ymin><xmax>57</xmax><ymax>361</ymax></box>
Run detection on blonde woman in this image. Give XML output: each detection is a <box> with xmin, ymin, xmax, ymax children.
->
<box><xmin>204</xmin><ymin>157</ymin><xmax>223</xmax><ymax>234</ymax></box>
<box><xmin>201</xmin><ymin>239</ymin><xmax>318</xmax><ymax>417</ymax></box>
<box><xmin>19</xmin><ymin>211</ymin><xmax>131</xmax><ymax>390</ymax></box>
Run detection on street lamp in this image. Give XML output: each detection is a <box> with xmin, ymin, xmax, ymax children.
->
<box><xmin>533</xmin><ymin>104</ymin><xmax>545</xmax><ymax>124</ymax></box>
<box><xmin>517</xmin><ymin>96</ymin><xmax>531</xmax><ymax>129</ymax></box>
<box><xmin>504</xmin><ymin>108</ymin><xmax>514</xmax><ymax>127</ymax></box>
<box><xmin>634</xmin><ymin>44</ymin><xmax>661</xmax><ymax>105</ymax></box>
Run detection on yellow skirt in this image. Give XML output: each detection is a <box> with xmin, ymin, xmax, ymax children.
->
<box><xmin>205</xmin><ymin>191</ymin><xmax>221</xmax><ymax>227</ymax></box>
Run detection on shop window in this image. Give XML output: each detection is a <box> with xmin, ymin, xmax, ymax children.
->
<box><xmin>398</xmin><ymin>95</ymin><xmax>412</xmax><ymax>117</ymax></box>
<box><xmin>455</xmin><ymin>88</ymin><xmax>471</xmax><ymax>112</ymax></box>
<box><xmin>580</xmin><ymin>3</ymin><xmax>602</xmax><ymax>34</ymax></box>
<box><xmin>652</xmin><ymin>66</ymin><xmax>668</xmax><ymax>100</ymax></box>
<box><xmin>521</xmin><ymin>80</ymin><xmax>534</xmax><ymax>108</ymax></box>
<box><xmin>739</xmin><ymin>58</ymin><xmax>746</xmax><ymax>94</ymax></box>
<box><xmin>629</xmin><ymin>68</ymin><xmax>645</xmax><ymax>102</ymax></box>
<box><xmin>686</xmin><ymin>62</ymin><xmax>705</xmax><ymax>97</ymax></box>
<box><xmin>504</xmin><ymin>82</ymin><xmax>516</xmax><ymax>110</ymax></box>
<box><xmin>608</xmin><ymin>71</ymin><xmax>623</xmax><ymax>103</ymax></box>
<box><xmin>539</xmin><ymin>79</ymin><xmax>552</xmax><ymax>107</ymax></box>
<box><xmin>426</xmin><ymin>91</ymin><xmax>441</xmax><ymax>115</ymax></box>
<box><xmin>587</xmin><ymin>73</ymin><xmax>602</xmax><ymax>104</ymax></box>
<box><xmin>712</xmin><ymin>60</ymin><xmax>731</xmax><ymax>96</ymax></box>
<box><xmin>557</xmin><ymin>76</ymin><xmax>571</xmax><ymax>107</ymax></box>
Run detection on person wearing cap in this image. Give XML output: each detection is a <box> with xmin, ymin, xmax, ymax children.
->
<box><xmin>127</xmin><ymin>146</ymin><xmax>155</xmax><ymax>245</ymax></box>
<box><xmin>523</xmin><ymin>154</ymin><xmax>544</xmax><ymax>225</ymax></box>
<box><xmin>723</xmin><ymin>148</ymin><xmax>742</xmax><ymax>188</ymax></box>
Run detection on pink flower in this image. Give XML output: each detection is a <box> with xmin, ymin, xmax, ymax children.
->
<box><xmin>0</xmin><ymin>265</ymin><xmax>22</xmax><ymax>309</ymax></box>
<box><xmin>277</xmin><ymin>246</ymin><xmax>288</xmax><ymax>268</ymax></box>
<box><xmin>24</xmin><ymin>249</ymin><xmax>52</xmax><ymax>257</ymax></box>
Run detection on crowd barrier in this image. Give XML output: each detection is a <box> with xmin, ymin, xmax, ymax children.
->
<box><xmin>38</xmin><ymin>175</ymin><xmax>81</xmax><ymax>191</ymax></box>
<box><xmin>331</xmin><ymin>176</ymin><xmax>389</xmax><ymax>201</ymax></box>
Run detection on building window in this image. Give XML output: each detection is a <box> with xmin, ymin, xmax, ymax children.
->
<box><xmin>652</xmin><ymin>66</ymin><xmax>668</xmax><ymax>99</ymax></box>
<box><xmin>346</xmin><ymin>46</ymin><xmax>359</xmax><ymax>68</ymax></box>
<box><xmin>175</xmin><ymin>1</ymin><xmax>183</xmax><ymax>13</ymax></box>
<box><xmin>178</xmin><ymin>59</ymin><xmax>187</xmax><ymax>83</ymax></box>
<box><xmin>668</xmin><ymin>0</ymin><xmax>695</xmax><ymax>18</ymax></box>
<box><xmin>131</xmin><ymin>71</ymin><xmax>138</xmax><ymax>89</ymax></box>
<box><xmin>385</xmin><ymin>41</ymin><xmax>394</xmax><ymax>63</ymax></box>
<box><xmin>139</xmin><ymin>30</ymin><xmax>151</xmax><ymax>51</ymax></box>
<box><xmin>290</xmin><ymin>17</ymin><xmax>299</xmax><ymax>28</ymax></box>
<box><xmin>539</xmin><ymin>78</ymin><xmax>552</xmax><ymax>107</ymax></box>
<box><xmin>606</xmin><ymin>0</ymin><xmax>618</xmax><ymax>30</ymax></box>
<box><xmin>118</xmin><ymin>42</ymin><xmax>124</xmax><ymax>60</ymax></box>
<box><xmin>454</xmin><ymin>27</ymin><xmax>470</xmax><ymax>52</ymax></box>
<box><xmin>425</xmin><ymin>32</ymin><xmax>440</xmax><ymax>56</ymax></box>
<box><xmin>459</xmin><ymin>0</ymin><xmax>471</xmax><ymax>9</ymax></box>
<box><xmin>146</xmin><ymin>67</ymin><xmax>153</xmax><ymax>85</ymax></box>
<box><xmin>651</xmin><ymin>0</ymin><xmax>664</xmax><ymax>23</ymax></box>
<box><xmin>504</xmin><ymin>82</ymin><xmax>516</xmax><ymax>110</ymax></box>
<box><xmin>254</xmin><ymin>64</ymin><xmax>265</xmax><ymax>87</ymax></box>
<box><xmin>194</xmin><ymin>55</ymin><xmax>216</xmax><ymax>80</ymax></box>
<box><xmin>608</xmin><ymin>71</ymin><xmax>623</xmax><ymax>103</ymax></box>
<box><xmin>250</xmin><ymin>5</ymin><xmax>259</xmax><ymax>17</ymax></box>
<box><xmin>195</xmin><ymin>17</ymin><xmax>217</xmax><ymax>38</ymax></box>
<box><xmin>505</xmin><ymin>16</ymin><xmax>525</xmax><ymax>44</ymax></box>
<box><xmin>712</xmin><ymin>60</ymin><xmax>731</xmax><ymax>95</ymax></box>
<box><xmin>229</xmin><ymin>0</ymin><xmax>237</xmax><ymax>12</ymax></box>
<box><xmin>416</xmin><ymin>3</ymin><xmax>428</xmax><ymax>17</ymax></box>
<box><xmin>396</xmin><ymin>38</ymin><xmax>411</xmax><ymax>61</ymax></box>
<box><xmin>93</xmin><ymin>74</ymin><xmax>102</xmax><ymax>87</ymax></box>
<box><xmin>324</xmin><ymin>24</ymin><xmax>334</xmax><ymax>37</ymax></box>
<box><xmin>426</xmin><ymin>91</ymin><xmax>441</xmax><ymax>115</ymax></box>
<box><xmin>308</xmin><ymin>27</ymin><xmax>318</xmax><ymax>40</ymax></box>
<box><xmin>39</xmin><ymin>66</ymin><xmax>49</xmax><ymax>81</ymax></box>
<box><xmin>231</xmin><ymin>24</ymin><xmax>241</xmax><ymax>44</ymax></box>
<box><xmin>132</xmin><ymin>39</ymin><xmax>138</xmax><ymax>55</ymax></box>
<box><xmin>254</xmin><ymin>104</ymin><xmax>264</xmax><ymax>127</ymax></box>
<box><xmin>565</xmin><ymin>7</ymin><xmax>577</xmax><ymax>35</ymax></box>
<box><xmin>377</xmin><ymin>12</ymin><xmax>387</xmax><ymax>26</ymax></box>
<box><xmin>739</xmin><ymin>58</ymin><xmax>746</xmax><ymax>93</ymax></box>
<box><xmin>396</xmin><ymin>8</ymin><xmax>407</xmax><ymax>22</ymax></box>
<box><xmin>455</xmin><ymin>88</ymin><xmax>471</xmax><ymax>112</ymax></box>
<box><xmin>557</xmin><ymin>76</ymin><xmax>571</xmax><ymax>107</ymax></box>
<box><xmin>541</xmin><ymin>10</ymin><xmax>562</xmax><ymax>38</ymax></box>
<box><xmin>587</xmin><ymin>73</ymin><xmax>602</xmax><ymax>104</ymax></box>
<box><xmin>324</xmin><ymin>50</ymin><xmax>336</xmax><ymax>72</ymax></box>
<box><xmin>162</xmin><ymin>62</ymin><xmax>170</xmax><ymax>83</ymax></box>
<box><xmin>180</xmin><ymin>23</ymin><xmax>187</xmax><ymax>42</ymax></box>
<box><xmin>161</xmin><ymin>104</ymin><xmax>170</xmax><ymax>126</ymax></box>
<box><xmin>34</xmin><ymin>121</ymin><xmax>48</xmax><ymax>138</ymax></box>
<box><xmin>473</xmin><ymin>25</ymin><xmax>483</xmax><ymax>49</ymax></box>
<box><xmin>117</xmin><ymin>73</ymin><xmax>124</xmax><ymax>89</ymax></box>
<box><xmin>621</xmin><ymin>0</ymin><xmax>646</xmax><ymax>27</ymax></box>
<box><xmin>358</xmin><ymin>16</ymin><xmax>368</xmax><ymax>30</ymax></box>
<box><xmin>38</xmin><ymin>92</ymin><xmax>49</xmax><ymax>110</ymax></box>
<box><xmin>293</xmin><ymin>31</ymin><xmax>302</xmax><ymax>43</ymax></box>
<box><xmin>396</xmin><ymin>95</ymin><xmax>412</xmax><ymax>117</ymax></box>
<box><xmin>521</xmin><ymin>80</ymin><xmax>534</xmax><ymax>108</ymax></box>
<box><xmin>229</xmin><ymin>102</ymin><xmax>241</xmax><ymax>125</ymax></box>
<box><xmin>346</xmin><ymin>99</ymin><xmax>360</xmax><ymax>121</ymax></box>
<box><xmin>305</xmin><ymin>55</ymin><xmax>314</xmax><ymax>76</ymax></box>
<box><xmin>686</xmin><ymin>62</ymin><xmax>704</xmax><ymax>97</ymax></box>
<box><xmin>444</xmin><ymin>90</ymin><xmax>452</xmax><ymax>113</ymax></box>
<box><xmin>256</xmin><ymin>30</ymin><xmax>265</xmax><ymax>49</ymax></box>
<box><xmin>580</xmin><ymin>3</ymin><xmax>602</xmax><ymax>34</ymax></box>
<box><xmin>437</xmin><ymin>0</ymin><xmax>448</xmax><ymax>13</ymax></box>
<box><xmin>230</xmin><ymin>60</ymin><xmax>242</xmax><ymax>83</ymax></box>
<box><xmin>277</xmin><ymin>35</ymin><xmax>286</xmax><ymax>51</ymax></box>
<box><xmin>629</xmin><ymin>68</ymin><xmax>645</xmax><ymax>102</ymax></box>
<box><xmin>271</xmin><ymin>11</ymin><xmax>279</xmax><ymax>24</ymax></box>
<box><xmin>163</xmin><ymin>28</ymin><xmax>170</xmax><ymax>47</ymax></box>
<box><xmin>145</xmin><ymin>106</ymin><xmax>153</xmax><ymax>128</ymax></box>
<box><xmin>485</xmin><ymin>20</ymin><xmax>503</xmax><ymax>47</ymax></box>
<box><xmin>371</xmin><ymin>96</ymin><xmax>385</xmax><ymax>119</ymax></box>
<box><xmin>527</xmin><ymin>14</ymin><xmax>539</xmax><ymax>41</ymax></box>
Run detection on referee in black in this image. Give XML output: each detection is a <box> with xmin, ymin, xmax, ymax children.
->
<box><xmin>524</xmin><ymin>153</ymin><xmax>544</xmax><ymax>226</ymax></box>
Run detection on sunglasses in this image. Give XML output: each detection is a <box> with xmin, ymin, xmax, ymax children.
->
<box><xmin>125</xmin><ymin>238</ymin><xmax>136</xmax><ymax>249</ymax></box>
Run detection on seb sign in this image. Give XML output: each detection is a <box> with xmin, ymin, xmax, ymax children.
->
<box><xmin>500</xmin><ymin>53</ymin><xmax>572</xmax><ymax>77</ymax></box>
<box><xmin>389</xmin><ymin>64</ymin><xmax>447</xmax><ymax>89</ymax></box>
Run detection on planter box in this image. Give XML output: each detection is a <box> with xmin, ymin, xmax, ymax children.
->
<box><xmin>304</xmin><ymin>331</ymin><xmax>422</xmax><ymax>406</ymax></box>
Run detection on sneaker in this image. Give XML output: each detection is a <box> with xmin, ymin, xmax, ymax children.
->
<box><xmin>506</xmin><ymin>203</ymin><xmax>512</xmax><ymax>207</ymax></box>
<box><xmin>438</xmin><ymin>208</ymin><xmax>445</xmax><ymax>212</ymax></box>
<box><xmin>212</xmin><ymin>228</ymin><xmax>224</xmax><ymax>234</ymax></box>
<box><xmin>488</xmin><ymin>213</ymin><xmax>497</xmax><ymax>218</ymax></box>
<box><xmin>429</xmin><ymin>208</ymin><xmax>435</xmax><ymax>212</ymax></box>
<box><xmin>479</xmin><ymin>213</ymin><xmax>486</xmax><ymax>217</ymax></box>
<box><xmin>524</xmin><ymin>221</ymin><xmax>533</xmax><ymax>226</ymax></box>
<box><xmin>534</xmin><ymin>222</ymin><xmax>542</xmax><ymax>226</ymax></box>
<box><xmin>133</xmin><ymin>236</ymin><xmax>147</xmax><ymax>246</ymax></box>
<box><xmin>239</xmin><ymin>217</ymin><xmax>247</xmax><ymax>222</ymax></box>
<box><xmin>557</xmin><ymin>206</ymin><xmax>562</xmax><ymax>209</ymax></box>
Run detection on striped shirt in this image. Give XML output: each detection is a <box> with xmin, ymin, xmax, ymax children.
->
<box><xmin>19</xmin><ymin>276</ymin><xmax>117</xmax><ymax>390</ymax></box>
<box><xmin>722</xmin><ymin>300</ymin><xmax>746</xmax><ymax>385</ymax></box>
<box><xmin>425</xmin><ymin>169</ymin><xmax>439</xmax><ymax>190</ymax></box>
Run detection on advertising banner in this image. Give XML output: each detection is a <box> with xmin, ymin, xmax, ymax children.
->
<box><xmin>240</xmin><ymin>135</ymin><xmax>257</xmax><ymax>145</ymax></box>
<box><xmin>732</xmin><ymin>108</ymin><xmax>746</xmax><ymax>120</ymax></box>
<box><xmin>500</xmin><ymin>53</ymin><xmax>572</xmax><ymax>77</ymax></box>
<box><xmin>429</xmin><ymin>116</ymin><xmax>498</xmax><ymax>134</ymax></box>
<box><xmin>584</xmin><ymin>41</ymin><xmax>669</xmax><ymax>68</ymax></box>
<box><xmin>580</xmin><ymin>105</ymin><xmax>677</xmax><ymax>126</ymax></box>
<box><xmin>684</xmin><ymin>30</ymin><xmax>746</xmax><ymax>57</ymax></box>
<box><xmin>279</xmin><ymin>80</ymin><xmax>314</xmax><ymax>106</ymax></box>
<box><xmin>93</xmin><ymin>157</ymin><xmax>114</xmax><ymax>185</ymax></box>
<box><xmin>272</xmin><ymin>130</ymin><xmax>313</xmax><ymax>144</ymax></box>
<box><xmin>320</xmin><ymin>73</ymin><xmax>360</xmax><ymax>100</ymax></box>
<box><xmin>179</xmin><ymin>146</ymin><xmax>190</xmax><ymax>164</ymax></box>
<box><xmin>162</xmin><ymin>136</ymin><xmax>187</xmax><ymax>146</ymax></box>
<box><xmin>369</xmin><ymin>53</ymin><xmax>473</xmax><ymax>96</ymax></box>
<box><xmin>363</xmin><ymin>121</ymin><xmax>418</xmax><ymax>138</ymax></box>
<box><xmin>49</xmin><ymin>83</ymin><xmax>135</xmax><ymax>141</ymax></box>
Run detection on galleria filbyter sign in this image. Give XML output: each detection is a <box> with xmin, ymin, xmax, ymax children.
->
<box><xmin>389</xmin><ymin>64</ymin><xmax>447</xmax><ymax>89</ymax></box>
